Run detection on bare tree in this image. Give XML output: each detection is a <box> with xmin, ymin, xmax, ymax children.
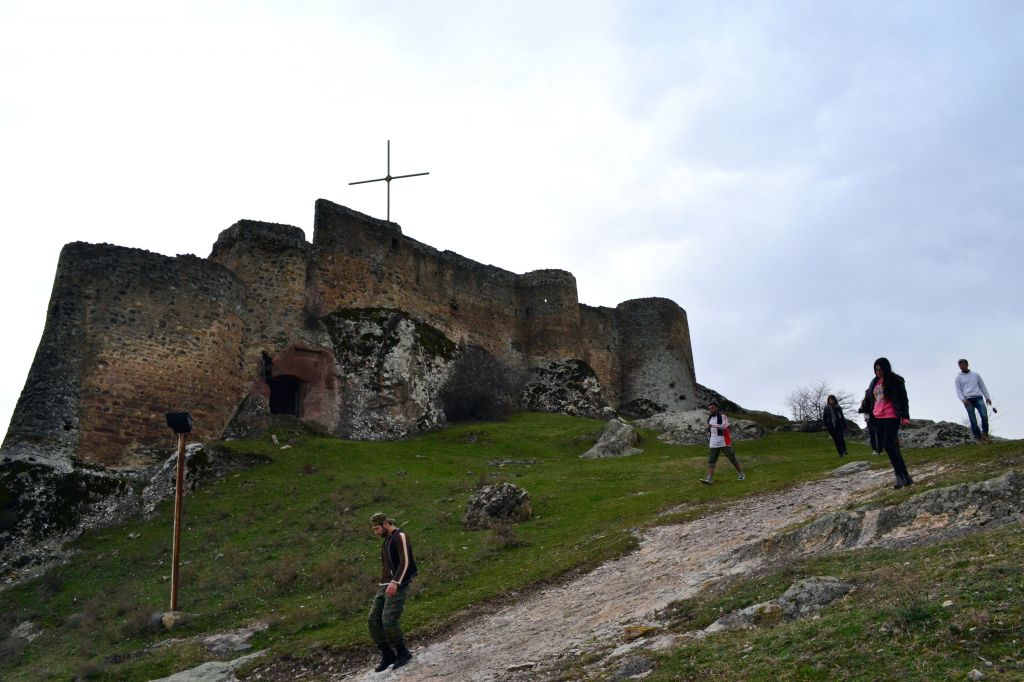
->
<box><xmin>786</xmin><ymin>379</ymin><xmax>857</xmax><ymax>422</ymax></box>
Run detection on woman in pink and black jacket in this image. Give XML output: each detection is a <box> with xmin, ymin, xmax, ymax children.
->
<box><xmin>863</xmin><ymin>357</ymin><xmax>913</xmax><ymax>489</ymax></box>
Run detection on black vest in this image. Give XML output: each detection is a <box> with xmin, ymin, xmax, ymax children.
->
<box><xmin>382</xmin><ymin>528</ymin><xmax>418</xmax><ymax>586</ymax></box>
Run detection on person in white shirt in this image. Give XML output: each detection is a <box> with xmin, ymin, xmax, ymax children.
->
<box><xmin>955</xmin><ymin>359</ymin><xmax>993</xmax><ymax>443</ymax></box>
<box><xmin>700</xmin><ymin>401</ymin><xmax>745</xmax><ymax>485</ymax></box>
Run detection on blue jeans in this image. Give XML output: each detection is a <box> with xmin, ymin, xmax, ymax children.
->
<box><xmin>963</xmin><ymin>396</ymin><xmax>989</xmax><ymax>439</ymax></box>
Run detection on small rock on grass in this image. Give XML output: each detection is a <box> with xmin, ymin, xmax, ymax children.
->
<box><xmin>148</xmin><ymin>611</ymin><xmax>194</xmax><ymax>631</ymax></box>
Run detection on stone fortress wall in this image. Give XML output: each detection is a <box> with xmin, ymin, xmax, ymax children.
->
<box><xmin>4</xmin><ymin>243</ymin><xmax>251</xmax><ymax>468</ymax></box>
<box><xmin>2</xmin><ymin>199</ymin><xmax>698</xmax><ymax>468</ymax></box>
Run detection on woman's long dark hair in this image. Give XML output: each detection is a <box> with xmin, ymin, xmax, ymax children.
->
<box><xmin>873</xmin><ymin>357</ymin><xmax>897</xmax><ymax>399</ymax></box>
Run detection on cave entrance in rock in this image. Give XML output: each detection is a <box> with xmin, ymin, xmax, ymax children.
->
<box><xmin>268</xmin><ymin>376</ymin><xmax>301</xmax><ymax>416</ymax></box>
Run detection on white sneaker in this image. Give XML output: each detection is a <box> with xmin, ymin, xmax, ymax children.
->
<box><xmin>700</xmin><ymin>477</ymin><xmax>713</xmax><ymax>485</ymax></box>
<box><xmin>737</xmin><ymin>473</ymin><xmax>746</xmax><ymax>481</ymax></box>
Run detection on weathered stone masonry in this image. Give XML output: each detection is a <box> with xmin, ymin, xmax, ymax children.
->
<box><xmin>2</xmin><ymin>199</ymin><xmax>698</xmax><ymax>468</ymax></box>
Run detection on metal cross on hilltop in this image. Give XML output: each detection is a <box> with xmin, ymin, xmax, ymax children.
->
<box><xmin>349</xmin><ymin>140</ymin><xmax>429</xmax><ymax>223</ymax></box>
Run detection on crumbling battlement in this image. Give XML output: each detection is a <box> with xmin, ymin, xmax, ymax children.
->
<box><xmin>2</xmin><ymin>200</ymin><xmax>698</xmax><ymax>467</ymax></box>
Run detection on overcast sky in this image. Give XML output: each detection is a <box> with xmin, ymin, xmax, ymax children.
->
<box><xmin>2</xmin><ymin>1</ymin><xmax>1022</xmax><ymax>442</ymax></box>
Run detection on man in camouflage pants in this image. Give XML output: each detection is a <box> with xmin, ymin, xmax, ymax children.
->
<box><xmin>368</xmin><ymin>512</ymin><xmax>418</xmax><ymax>672</ymax></box>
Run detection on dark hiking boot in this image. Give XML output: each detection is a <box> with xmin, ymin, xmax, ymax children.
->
<box><xmin>894</xmin><ymin>478</ymin><xmax>906</xmax><ymax>489</ymax></box>
<box><xmin>392</xmin><ymin>642</ymin><xmax>413</xmax><ymax>669</ymax></box>
<box><xmin>374</xmin><ymin>645</ymin><xmax>397</xmax><ymax>672</ymax></box>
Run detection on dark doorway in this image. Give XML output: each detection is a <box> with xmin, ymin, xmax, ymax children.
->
<box><xmin>268</xmin><ymin>377</ymin><xmax>301</xmax><ymax>416</ymax></box>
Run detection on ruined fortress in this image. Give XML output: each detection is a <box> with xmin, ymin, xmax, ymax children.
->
<box><xmin>2</xmin><ymin>200</ymin><xmax>698</xmax><ymax>469</ymax></box>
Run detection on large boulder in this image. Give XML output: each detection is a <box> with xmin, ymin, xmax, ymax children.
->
<box><xmin>581</xmin><ymin>418</ymin><xmax>643</xmax><ymax>459</ymax></box>
<box><xmin>519</xmin><ymin>359</ymin><xmax>608</xmax><ymax>419</ymax></box>
<box><xmin>635</xmin><ymin>410</ymin><xmax>764</xmax><ymax>446</ymax></box>
<box><xmin>322</xmin><ymin>308</ymin><xmax>458</xmax><ymax>440</ymax></box>
<box><xmin>462</xmin><ymin>482</ymin><xmax>532</xmax><ymax>530</ymax></box>
<box><xmin>777</xmin><ymin>576</ymin><xmax>855</xmax><ymax>619</ymax></box>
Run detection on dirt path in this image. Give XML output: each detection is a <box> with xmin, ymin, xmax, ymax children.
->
<box><xmin>336</xmin><ymin>466</ymin><xmax>910</xmax><ymax>681</ymax></box>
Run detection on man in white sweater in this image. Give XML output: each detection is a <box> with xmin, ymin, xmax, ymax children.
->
<box><xmin>955</xmin><ymin>359</ymin><xmax>992</xmax><ymax>443</ymax></box>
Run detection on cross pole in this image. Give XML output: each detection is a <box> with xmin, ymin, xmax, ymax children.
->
<box><xmin>349</xmin><ymin>140</ymin><xmax>429</xmax><ymax>223</ymax></box>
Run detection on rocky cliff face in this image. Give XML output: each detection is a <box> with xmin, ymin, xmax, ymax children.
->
<box><xmin>322</xmin><ymin>308</ymin><xmax>457</xmax><ymax>440</ymax></box>
<box><xmin>519</xmin><ymin>359</ymin><xmax>609</xmax><ymax>418</ymax></box>
<box><xmin>1</xmin><ymin>444</ymin><xmax>267</xmax><ymax>588</ymax></box>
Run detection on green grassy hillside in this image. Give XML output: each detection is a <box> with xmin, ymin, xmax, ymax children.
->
<box><xmin>0</xmin><ymin>413</ymin><xmax>1020</xmax><ymax>680</ymax></box>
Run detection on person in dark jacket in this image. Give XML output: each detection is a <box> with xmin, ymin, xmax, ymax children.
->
<box><xmin>367</xmin><ymin>512</ymin><xmax>418</xmax><ymax>672</ymax></box>
<box><xmin>857</xmin><ymin>389</ymin><xmax>880</xmax><ymax>454</ymax></box>
<box><xmin>863</xmin><ymin>357</ymin><xmax>913</xmax><ymax>488</ymax></box>
<box><xmin>822</xmin><ymin>394</ymin><xmax>848</xmax><ymax>456</ymax></box>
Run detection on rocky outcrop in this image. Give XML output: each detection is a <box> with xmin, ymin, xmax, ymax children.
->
<box><xmin>519</xmin><ymin>359</ymin><xmax>608</xmax><ymax>418</ymax></box>
<box><xmin>322</xmin><ymin>308</ymin><xmax>457</xmax><ymax>440</ymax></box>
<box><xmin>742</xmin><ymin>470</ymin><xmax>1024</xmax><ymax>563</ymax></box>
<box><xmin>222</xmin><ymin>394</ymin><xmax>271</xmax><ymax>440</ymax></box>
<box><xmin>891</xmin><ymin>420</ymin><xmax>976</xmax><ymax>449</ymax></box>
<box><xmin>831</xmin><ymin>461</ymin><xmax>871</xmax><ymax>477</ymax></box>
<box><xmin>617</xmin><ymin>398</ymin><xmax>665</xmax><ymax>419</ymax></box>
<box><xmin>0</xmin><ymin>444</ymin><xmax>267</xmax><ymax>590</ymax></box>
<box><xmin>9</xmin><ymin>620</ymin><xmax>43</xmax><ymax>642</ymax></box>
<box><xmin>148</xmin><ymin>650</ymin><xmax>266</xmax><ymax>682</ymax></box>
<box><xmin>847</xmin><ymin>418</ymin><xmax>975</xmax><ymax>448</ymax></box>
<box><xmin>581</xmin><ymin>418</ymin><xmax>643</xmax><ymax>459</ymax></box>
<box><xmin>702</xmin><ymin>576</ymin><xmax>853</xmax><ymax>634</ymax></box>
<box><xmin>635</xmin><ymin>409</ymin><xmax>765</xmax><ymax>446</ymax></box>
<box><xmin>692</xmin><ymin>383</ymin><xmax>745</xmax><ymax>413</ymax></box>
<box><xmin>201</xmin><ymin>622</ymin><xmax>270</xmax><ymax>658</ymax></box>
<box><xmin>463</xmin><ymin>483</ymin><xmax>533</xmax><ymax>530</ymax></box>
